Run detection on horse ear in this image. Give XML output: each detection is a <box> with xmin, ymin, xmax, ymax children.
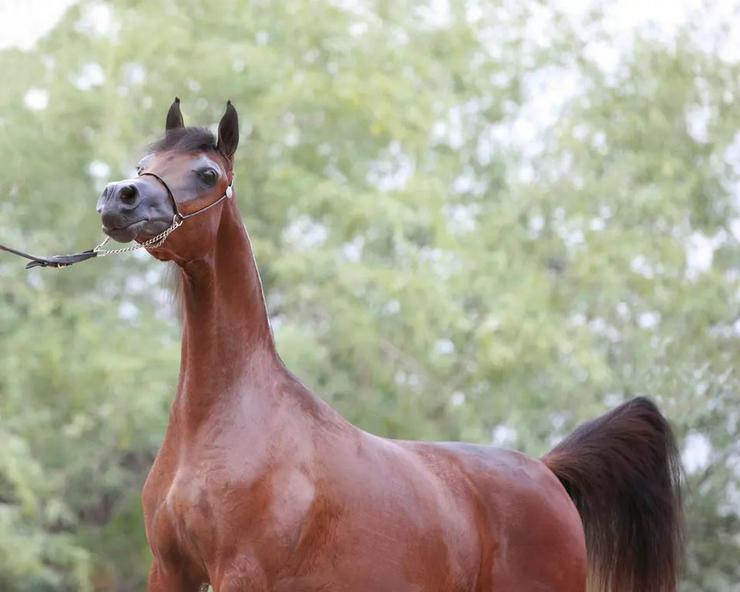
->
<box><xmin>166</xmin><ymin>97</ymin><xmax>184</xmax><ymax>131</ymax></box>
<box><xmin>217</xmin><ymin>100</ymin><xmax>239</xmax><ymax>159</ymax></box>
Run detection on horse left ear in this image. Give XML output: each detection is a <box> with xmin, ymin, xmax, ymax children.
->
<box><xmin>217</xmin><ymin>100</ymin><xmax>239</xmax><ymax>159</ymax></box>
<box><xmin>166</xmin><ymin>97</ymin><xmax>185</xmax><ymax>130</ymax></box>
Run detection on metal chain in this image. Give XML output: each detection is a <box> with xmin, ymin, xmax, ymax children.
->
<box><xmin>93</xmin><ymin>215</ymin><xmax>183</xmax><ymax>257</ymax></box>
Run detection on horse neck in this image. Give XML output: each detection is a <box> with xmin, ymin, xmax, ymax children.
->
<box><xmin>175</xmin><ymin>199</ymin><xmax>280</xmax><ymax>424</ymax></box>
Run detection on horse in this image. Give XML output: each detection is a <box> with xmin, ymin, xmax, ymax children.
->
<box><xmin>96</xmin><ymin>98</ymin><xmax>684</xmax><ymax>592</ymax></box>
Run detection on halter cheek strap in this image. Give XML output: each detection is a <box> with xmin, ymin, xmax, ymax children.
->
<box><xmin>0</xmin><ymin>172</ymin><xmax>234</xmax><ymax>269</ymax></box>
<box><xmin>139</xmin><ymin>171</ymin><xmax>234</xmax><ymax>222</ymax></box>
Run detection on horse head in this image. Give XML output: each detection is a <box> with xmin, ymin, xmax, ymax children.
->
<box><xmin>96</xmin><ymin>98</ymin><xmax>239</xmax><ymax>263</ymax></box>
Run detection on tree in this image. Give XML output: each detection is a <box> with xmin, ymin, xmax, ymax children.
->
<box><xmin>0</xmin><ymin>1</ymin><xmax>737</xmax><ymax>589</ymax></box>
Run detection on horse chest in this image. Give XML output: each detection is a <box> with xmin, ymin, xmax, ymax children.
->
<box><xmin>148</xmin><ymin>467</ymin><xmax>217</xmax><ymax>558</ymax></box>
<box><xmin>165</xmin><ymin>470</ymin><xmax>208</xmax><ymax>520</ymax></box>
<box><xmin>147</xmin><ymin>456</ymin><xmax>318</xmax><ymax>569</ymax></box>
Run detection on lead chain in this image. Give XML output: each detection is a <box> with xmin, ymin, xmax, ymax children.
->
<box><xmin>93</xmin><ymin>215</ymin><xmax>183</xmax><ymax>257</ymax></box>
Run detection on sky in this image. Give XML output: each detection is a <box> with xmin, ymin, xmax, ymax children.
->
<box><xmin>0</xmin><ymin>0</ymin><xmax>77</xmax><ymax>50</ymax></box>
<box><xmin>1</xmin><ymin>0</ymin><xmax>738</xmax><ymax>52</ymax></box>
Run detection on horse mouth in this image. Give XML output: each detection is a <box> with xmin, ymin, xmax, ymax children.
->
<box><xmin>102</xmin><ymin>219</ymin><xmax>148</xmax><ymax>243</ymax></box>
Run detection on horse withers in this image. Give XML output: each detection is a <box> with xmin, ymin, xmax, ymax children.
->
<box><xmin>97</xmin><ymin>98</ymin><xmax>683</xmax><ymax>592</ymax></box>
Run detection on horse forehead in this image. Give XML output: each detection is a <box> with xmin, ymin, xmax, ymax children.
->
<box><xmin>147</xmin><ymin>151</ymin><xmax>222</xmax><ymax>174</ymax></box>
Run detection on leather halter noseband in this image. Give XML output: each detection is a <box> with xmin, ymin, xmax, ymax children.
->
<box><xmin>0</xmin><ymin>170</ymin><xmax>233</xmax><ymax>269</ymax></box>
<box><xmin>138</xmin><ymin>170</ymin><xmax>234</xmax><ymax>224</ymax></box>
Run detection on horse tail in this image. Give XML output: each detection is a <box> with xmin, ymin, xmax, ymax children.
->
<box><xmin>542</xmin><ymin>396</ymin><xmax>684</xmax><ymax>592</ymax></box>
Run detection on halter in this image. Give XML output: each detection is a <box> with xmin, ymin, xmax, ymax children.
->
<box><xmin>0</xmin><ymin>171</ymin><xmax>234</xmax><ymax>269</ymax></box>
<box><xmin>139</xmin><ymin>170</ymin><xmax>234</xmax><ymax>223</ymax></box>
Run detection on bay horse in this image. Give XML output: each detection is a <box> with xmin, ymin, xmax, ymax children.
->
<box><xmin>97</xmin><ymin>99</ymin><xmax>683</xmax><ymax>592</ymax></box>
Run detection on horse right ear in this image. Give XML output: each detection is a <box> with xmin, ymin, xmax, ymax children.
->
<box><xmin>217</xmin><ymin>100</ymin><xmax>239</xmax><ymax>159</ymax></box>
<box><xmin>166</xmin><ymin>97</ymin><xmax>184</xmax><ymax>131</ymax></box>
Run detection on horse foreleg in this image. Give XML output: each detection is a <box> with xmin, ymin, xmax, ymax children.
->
<box><xmin>147</xmin><ymin>560</ymin><xmax>204</xmax><ymax>592</ymax></box>
<box><xmin>210</xmin><ymin>555</ymin><xmax>270</xmax><ymax>592</ymax></box>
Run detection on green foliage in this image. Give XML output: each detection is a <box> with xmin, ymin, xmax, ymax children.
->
<box><xmin>0</xmin><ymin>1</ymin><xmax>738</xmax><ymax>590</ymax></box>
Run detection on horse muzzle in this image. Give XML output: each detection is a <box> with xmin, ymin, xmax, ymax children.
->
<box><xmin>97</xmin><ymin>178</ymin><xmax>175</xmax><ymax>243</ymax></box>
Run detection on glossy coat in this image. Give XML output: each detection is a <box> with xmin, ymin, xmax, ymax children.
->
<box><xmin>107</xmin><ymin>100</ymin><xmax>683</xmax><ymax>592</ymax></box>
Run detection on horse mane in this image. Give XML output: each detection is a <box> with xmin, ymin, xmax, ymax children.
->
<box><xmin>150</xmin><ymin>127</ymin><xmax>217</xmax><ymax>154</ymax></box>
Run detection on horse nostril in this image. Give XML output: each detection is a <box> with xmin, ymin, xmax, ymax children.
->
<box><xmin>119</xmin><ymin>184</ymin><xmax>138</xmax><ymax>205</ymax></box>
<box><xmin>96</xmin><ymin>184</ymin><xmax>112</xmax><ymax>213</ymax></box>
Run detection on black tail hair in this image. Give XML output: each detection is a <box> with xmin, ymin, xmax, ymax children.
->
<box><xmin>543</xmin><ymin>397</ymin><xmax>684</xmax><ymax>592</ymax></box>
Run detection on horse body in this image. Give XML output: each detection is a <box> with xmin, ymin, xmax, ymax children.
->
<box><xmin>147</xmin><ymin>432</ymin><xmax>587</xmax><ymax>591</ymax></box>
<box><xmin>98</xmin><ymin>99</ymin><xmax>682</xmax><ymax>592</ymax></box>
<box><xmin>140</xmin><ymin>199</ymin><xmax>586</xmax><ymax>591</ymax></box>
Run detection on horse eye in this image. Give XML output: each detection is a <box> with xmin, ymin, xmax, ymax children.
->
<box><xmin>199</xmin><ymin>169</ymin><xmax>218</xmax><ymax>186</ymax></box>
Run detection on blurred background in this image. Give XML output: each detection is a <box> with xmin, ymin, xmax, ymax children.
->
<box><xmin>0</xmin><ymin>0</ymin><xmax>738</xmax><ymax>590</ymax></box>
